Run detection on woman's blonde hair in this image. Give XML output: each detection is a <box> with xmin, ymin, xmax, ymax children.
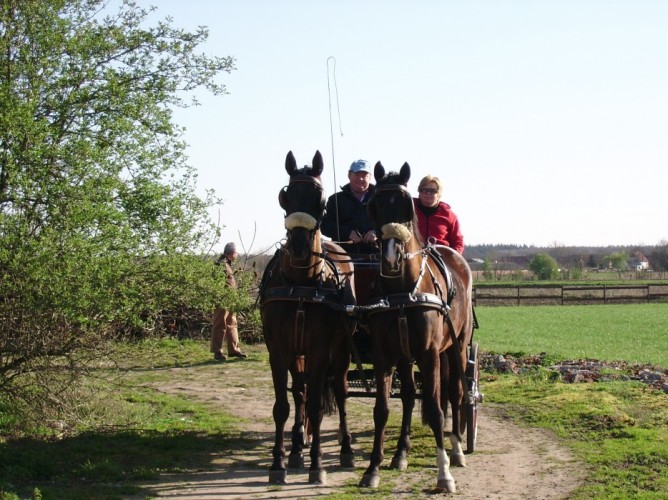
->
<box><xmin>418</xmin><ymin>175</ymin><xmax>442</xmax><ymax>193</ymax></box>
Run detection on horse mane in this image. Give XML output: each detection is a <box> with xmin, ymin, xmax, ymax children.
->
<box><xmin>375</xmin><ymin>171</ymin><xmax>404</xmax><ymax>187</ymax></box>
<box><xmin>292</xmin><ymin>165</ymin><xmax>321</xmax><ymax>180</ymax></box>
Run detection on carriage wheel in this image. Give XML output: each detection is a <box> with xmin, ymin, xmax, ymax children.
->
<box><xmin>465</xmin><ymin>342</ymin><xmax>480</xmax><ymax>453</ymax></box>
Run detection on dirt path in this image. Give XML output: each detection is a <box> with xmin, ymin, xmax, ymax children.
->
<box><xmin>138</xmin><ymin>353</ymin><xmax>585</xmax><ymax>499</ymax></box>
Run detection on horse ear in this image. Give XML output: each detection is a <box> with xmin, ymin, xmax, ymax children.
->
<box><xmin>285</xmin><ymin>151</ymin><xmax>298</xmax><ymax>176</ymax></box>
<box><xmin>312</xmin><ymin>150</ymin><xmax>324</xmax><ymax>177</ymax></box>
<box><xmin>399</xmin><ymin>162</ymin><xmax>411</xmax><ymax>185</ymax></box>
<box><xmin>374</xmin><ymin>162</ymin><xmax>385</xmax><ymax>183</ymax></box>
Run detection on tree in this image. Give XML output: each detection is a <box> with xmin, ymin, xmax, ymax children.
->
<box><xmin>603</xmin><ymin>251</ymin><xmax>629</xmax><ymax>271</ymax></box>
<box><xmin>482</xmin><ymin>258</ymin><xmax>493</xmax><ymax>281</ymax></box>
<box><xmin>529</xmin><ymin>253</ymin><xmax>558</xmax><ymax>280</ymax></box>
<box><xmin>0</xmin><ymin>0</ymin><xmax>236</xmax><ymax>431</ymax></box>
<box><xmin>650</xmin><ymin>241</ymin><xmax>668</xmax><ymax>272</ymax></box>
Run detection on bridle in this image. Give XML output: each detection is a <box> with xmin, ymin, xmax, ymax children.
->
<box><xmin>279</xmin><ymin>175</ymin><xmax>327</xmax><ymax>272</ymax></box>
<box><xmin>367</xmin><ymin>182</ymin><xmax>424</xmax><ymax>275</ymax></box>
<box><xmin>279</xmin><ymin>175</ymin><xmax>326</xmax><ymax>229</ymax></box>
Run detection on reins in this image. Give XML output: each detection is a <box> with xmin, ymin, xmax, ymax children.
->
<box><xmin>282</xmin><ymin>240</ymin><xmax>325</xmax><ymax>274</ymax></box>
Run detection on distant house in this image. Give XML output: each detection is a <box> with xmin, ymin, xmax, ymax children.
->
<box><xmin>629</xmin><ymin>252</ymin><xmax>650</xmax><ymax>271</ymax></box>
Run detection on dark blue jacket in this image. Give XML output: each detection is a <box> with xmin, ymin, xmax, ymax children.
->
<box><xmin>321</xmin><ymin>183</ymin><xmax>377</xmax><ymax>254</ymax></box>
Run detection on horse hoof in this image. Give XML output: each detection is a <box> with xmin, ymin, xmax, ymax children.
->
<box><xmin>288</xmin><ymin>453</ymin><xmax>304</xmax><ymax>470</ymax></box>
<box><xmin>359</xmin><ymin>473</ymin><xmax>380</xmax><ymax>488</ymax></box>
<box><xmin>308</xmin><ymin>469</ymin><xmax>327</xmax><ymax>485</ymax></box>
<box><xmin>390</xmin><ymin>455</ymin><xmax>408</xmax><ymax>470</ymax></box>
<box><xmin>268</xmin><ymin>469</ymin><xmax>287</xmax><ymax>484</ymax></box>
<box><xmin>340</xmin><ymin>452</ymin><xmax>355</xmax><ymax>468</ymax></box>
<box><xmin>450</xmin><ymin>451</ymin><xmax>467</xmax><ymax>467</ymax></box>
<box><xmin>436</xmin><ymin>478</ymin><xmax>456</xmax><ymax>493</ymax></box>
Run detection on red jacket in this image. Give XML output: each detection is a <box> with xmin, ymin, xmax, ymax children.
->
<box><xmin>413</xmin><ymin>199</ymin><xmax>464</xmax><ymax>254</ymax></box>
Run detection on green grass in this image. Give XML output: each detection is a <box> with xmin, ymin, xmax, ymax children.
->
<box><xmin>475</xmin><ymin>303</ymin><xmax>668</xmax><ymax>367</ymax></box>
<box><xmin>114</xmin><ymin>336</ymin><xmax>213</xmax><ymax>367</ymax></box>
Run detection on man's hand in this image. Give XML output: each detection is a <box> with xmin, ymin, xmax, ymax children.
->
<box><xmin>362</xmin><ymin>230</ymin><xmax>377</xmax><ymax>244</ymax></box>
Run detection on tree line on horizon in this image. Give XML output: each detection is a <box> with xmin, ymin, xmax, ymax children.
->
<box><xmin>464</xmin><ymin>243</ymin><xmax>668</xmax><ymax>273</ymax></box>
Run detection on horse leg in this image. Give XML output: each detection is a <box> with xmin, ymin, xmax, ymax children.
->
<box><xmin>445</xmin><ymin>347</ymin><xmax>467</xmax><ymax>467</ymax></box>
<box><xmin>359</xmin><ymin>368</ymin><xmax>392</xmax><ymax>488</ymax></box>
<box><xmin>288</xmin><ymin>360</ymin><xmax>306</xmax><ymax>470</ymax></box>
<box><xmin>390</xmin><ymin>358</ymin><xmax>415</xmax><ymax>471</ymax></box>
<box><xmin>305</xmin><ymin>366</ymin><xmax>327</xmax><ymax>484</ymax></box>
<box><xmin>331</xmin><ymin>337</ymin><xmax>355</xmax><ymax>468</ymax></box>
<box><xmin>420</xmin><ymin>351</ymin><xmax>456</xmax><ymax>493</ymax></box>
<box><xmin>269</xmin><ymin>357</ymin><xmax>290</xmax><ymax>484</ymax></box>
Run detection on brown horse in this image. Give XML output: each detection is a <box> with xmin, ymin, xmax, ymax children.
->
<box><xmin>359</xmin><ymin>161</ymin><xmax>474</xmax><ymax>493</ymax></box>
<box><xmin>260</xmin><ymin>150</ymin><xmax>357</xmax><ymax>485</ymax></box>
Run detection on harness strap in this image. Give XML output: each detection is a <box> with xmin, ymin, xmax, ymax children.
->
<box><xmin>314</xmin><ymin>248</ymin><xmax>353</xmax><ymax>261</ymax></box>
<box><xmin>294</xmin><ymin>299</ymin><xmax>306</xmax><ymax>356</ymax></box>
<box><xmin>364</xmin><ymin>291</ymin><xmax>446</xmax><ymax>316</ymax></box>
<box><xmin>425</xmin><ymin>246</ymin><xmax>456</xmax><ymax>305</ymax></box>
<box><xmin>398</xmin><ymin>305</ymin><xmax>411</xmax><ymax>359</ymax></box>
<box><xmin>410</xmin><ymin>252</ymin><xmax>428</xmax><ymax>294</ymax></box>
<box><xmin>261</xmin><ymin>285</ymin><xmax>346</xmax><ymax>311</ymax></box>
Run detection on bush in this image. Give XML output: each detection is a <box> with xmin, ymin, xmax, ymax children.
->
<box><xmin>529</xmin><ymin>253</ymin><xmax>559</xmax><ymax>280</ymax></box>
<box><xmin>0</xmin><ymin>0</ymin><xmax>235</xmax><ymax>434</ymax></box>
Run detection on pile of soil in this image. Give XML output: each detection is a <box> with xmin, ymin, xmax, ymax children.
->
<box><xmin>485</xmin><ymin>353</ymin><xmax>668</xmax><ymax>392</ymax></box>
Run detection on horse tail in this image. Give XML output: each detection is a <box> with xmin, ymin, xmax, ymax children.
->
<box><xmin>321</xmin><ymin>364</ymin><xmax>338</xmax><ymax>416</ymax></box>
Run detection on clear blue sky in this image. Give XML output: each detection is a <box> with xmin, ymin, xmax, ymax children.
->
<box><xmin>137</xmin><ymin>1</ymin><xmax>668</xmax><ymax>254</ymax></box>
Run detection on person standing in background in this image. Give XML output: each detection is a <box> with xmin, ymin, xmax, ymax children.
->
<box><xmin>210</xmin><ymin>242</ymin><xmax>247</xmax><ymax>361</ymax></box>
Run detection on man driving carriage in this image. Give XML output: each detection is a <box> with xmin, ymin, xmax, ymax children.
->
<box><xmin>321</xmin><ymin>159</ymin><xmax>378</xmax><ymax>254</ymax></box>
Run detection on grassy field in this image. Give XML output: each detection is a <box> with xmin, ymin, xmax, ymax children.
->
<box><xmin>473</xmin><ymin>302</ymin><xmax>668</xmax><ymax>498</ymax></box>
<box><xmin>475</xmin><ymin>303</ymin><xmax>668</xmax><ymax>367</ymax></box>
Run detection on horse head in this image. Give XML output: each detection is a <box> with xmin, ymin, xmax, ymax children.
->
<box><xmin>279</xmin><ymin>150</ymin><xmax>326</xmax><ymax>261</ymax></box>
<box><xmin>367</xmin><ymin>161</ymin><xmax>416</xmax><ymax>275</ymax></box>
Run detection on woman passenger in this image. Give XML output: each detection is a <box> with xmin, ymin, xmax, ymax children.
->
<box><xmin>413</xmin><ymin>175</ymin><xmax>464</xmax><ymax>254</ymax></box>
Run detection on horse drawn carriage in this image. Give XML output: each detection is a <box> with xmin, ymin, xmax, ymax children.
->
<box><xmin>259</xmin><ymin>150</ymin><xmax>482</xmax><ymax>493</ymax></box>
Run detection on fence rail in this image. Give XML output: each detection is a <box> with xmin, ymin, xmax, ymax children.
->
<box><xmin>472</xmin><ymin>284</ymin><xmax>668</xmax><ymax>306</ymax></box>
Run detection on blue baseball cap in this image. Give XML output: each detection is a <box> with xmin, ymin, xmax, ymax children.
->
<box><xmin>349</xmin><ymin>159</ymin><xmax>371</xmax><ymax>173</ymax></box>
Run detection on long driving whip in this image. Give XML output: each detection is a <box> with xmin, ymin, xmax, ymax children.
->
<box><xmin>327</xmin><ymin>56</ymin><xmax>344</xmax><ymax>242</ymax></box>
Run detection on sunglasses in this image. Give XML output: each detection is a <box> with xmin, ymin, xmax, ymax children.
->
<box><xmin>419</xmin><ymin>188</ymin><xmax>438</xmax><ymax>194</ymax></box>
